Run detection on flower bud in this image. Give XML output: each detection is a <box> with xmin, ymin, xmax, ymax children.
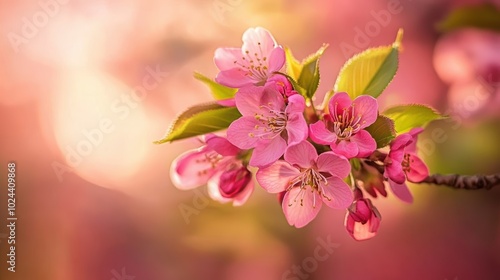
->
<box><xmin>345</xmin><ymin>198</ymin><xmax>381</xmax><ymax>241</ymax></box>
<box><xmin>219</xmin><ymin>166</ymin><xmax>252</xmax><ymax>198</ymax></box>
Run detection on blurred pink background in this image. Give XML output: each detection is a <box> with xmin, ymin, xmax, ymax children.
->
<box><xmin>1</xmin><ymin>0</ymin><xmax>500</xmax><ymax>279</ymax></box>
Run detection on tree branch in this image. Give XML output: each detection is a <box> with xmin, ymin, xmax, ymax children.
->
<box><xmin>363</xmin><ymin>160</ymin><xmax>500</xmax><ymax>190</ymax></box>
<box><xmin>417</xmin><ymin>173</ymin><xmax>500</xmax><ymax>190</ymax></box>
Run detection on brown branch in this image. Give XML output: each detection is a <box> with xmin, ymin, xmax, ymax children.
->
<box><xmin>362</xmin><ymin>160</ymin><xmax>500</xmax><ymax>190</ymax></box>
<box><xmin>417</xmin><ymin>174</ymin><xmax>500</xmax><ymax>190</ymax></box>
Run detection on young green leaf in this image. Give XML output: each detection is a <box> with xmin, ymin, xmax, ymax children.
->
<box><xmin>284</xmin><ymin>47</ymin><xmax>302</xmax><ymax>81</ymax></box>
<box><xmin>193</xmin><ymin>72</ymin><xmax>237</xmax><ymax>100</ymax></box>
<box><xmin>333</xmin><ymin>29</ymin><xmax>403</xmax><ymax>100</ymax></box>
<box><xmin>383</xmin><ymin>104</ymin><xmax>444</xmax><ymax>134</ymax></box>
<box><xmin>154</xmin><ymin>102</ymin><xmax>241</xmax><ymax>143</ymax></box>
<box><xmin>297</xmin><ymin>44</ymin><xmax>328</xmax><ymax>99</ymax></box>
<box><xmin>365</xmin><ymin>115</ymin><xmax>397</xmax><ymax>148</ymax></box>
<box><xmin>437</xmin><ymin>3</ymin><xmax>500</xmax><ymax>32</ymax></box>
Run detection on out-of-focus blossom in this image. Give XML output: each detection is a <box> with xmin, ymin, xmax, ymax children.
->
<box><xmin>384</xmin><ymin>128</ymin><xmax>429</xmax><ymax>203</ymax></box>
<box><xmin>345</xmin><ymin>197</ymin><xmax>381</xmax><ymax>241</ymax></box>
<box><xmin>214</xmin><ymin>27</ymin><xmax>285</xmax><ymax>88</ymax></box>
<box><xmin>227</xmin><ymin>84</ymin><xmax>308</xmax><ymax>167</ymax></box>
<box><xmin>310</xmin><ymin>92</ymin><xmax>378</xmax><ymax>158</ymax></box>
<box><xmin>256</xmin><ymin>141</ymin><xmax>352</xmax><ymax>228</ymax></box>
<box><xmin>434</xmin><ymin>28</ymin><xmax>500</xmax><ymax>118</ymax></box>
<box><xmin>170</xmin><ymin>134</ymin><xmax>253</xmax><ymax>206</ymax></box>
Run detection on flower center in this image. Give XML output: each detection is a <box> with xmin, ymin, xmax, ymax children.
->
<box><xmin>330</xmin><ymin>103</ymin><xmax>364</xmax><ymax>140</ymax></box>
<box><xmin>248</xmin><ymin>102</ymin><xmax>287</xmax><ymax>140</ymax></box>
<box><xmin>401</xmin><ymin>153</ymin><xmax>413</xmax><ymax>174</ymax></box>
<box><xmin>287</xmin><ymin>167</ymin><xmax>332</xmax><ymax>208</ymax></box>
<box><xmin>233</xmin><ymin>42</ymin><xmax>270</xmax><ymax>81</ymax></box>
<box><xmin>195</xmin><ymin>151</ymin><xmax>224</xmax><ymax>176</ymax></box>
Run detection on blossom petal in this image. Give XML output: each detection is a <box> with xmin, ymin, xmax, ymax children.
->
<box><xmin>406</xmin><ymin>127</ymin><xmax>425</xmax><ymax>153</ymax></box>
<box><xmin>388</xmin><ymin>180</ymin><xmax>414</xmax><ymax>203</ymax></box>
<box><xmin>320</xmin><ymin>177</ymin><xmax>353</xmax><ymax>209</ymax></box>
<box><xmin>329</xmin><ymin>92</ymin><xmax>352</xmax><ymax>116</ymax></box>
<box><xmin>232</xmin><ymin>179</ymin><xmax>255</xmax><ymax>206</ymax></box>
<box><xmin>206</xmin><ymin>135</ymin><xmax>240</xmax><ymax>156</ymax></box>
<box><xmin>406</xmin><ymin>154</ymin><xmax>429</xmax><ymax>183</ymax></box>
<box><xmin>349</xmin><ymin>130</ymin><xmax>377</xmax><ymax>158</ymax></box>
<box><xmin>390</xmin><ymin>133</ymin><xmax>413</xmax><ymax>152</ymax></box>
<box><xmin>242</xmin><ymin>27</ymin><xmax>277</xmax><ymax>56</ymax></box>
<box><xmin>384</xmin><ymin>160</ymin><xmax>406</xmax><ymax>184</ymax></box>
<box><xmin>268</xmin><ymin>46</ymin><xmax>286</xmax><ymax>72</ymax></box>
<box><xmin>286</xmin><ymin>113</ymin><xmax>308</xmax><ymax>146</ymax></box>
<box><xmin>250</xmin><ymin>137</ymin><xmax>287</xmax><ymax>167</ymax></box>
<box><xmin>352</xmin><ymin>95</ymin><xmax>378</xmax><ymax>129</ymax></box>
<box><xmin>227</xmin><ymin>117</ymin><xmax>261</xmax><ymax>149</ymax></box>
<box><xmin>332</xmin><ymin>140</ymin><xmax>358</xmax><ymax>158</ymax></box>
<box><xmin>214</xmin><ymin>47</ymin><xmax>244</xmax><ymax>70</ymax></box>
<box><xmin>284</xmin><ymin>141</ymin><xmax>318</xmax><ymax>168</ymax></box>
<box><xmin>234</xmin><ymin>86</ymin><xmax>266</xmax><ymax>116</ymax></box>
<box><xmin>316</xmin><ymin>152</ymin><xmax>350</xmax><ymax>178</ymax></box>
<box><xmin>215</xmin><ymin>68</ymin><xmax>251</xmax><ymax>88</ymax></box>
<box><xmin>286</xmin><ymin>94</ymin><xmax>306</xmax><ymax>114</ymax></box>
<box><xmin>170</xmin><ymin>147</ymin><xmax>218</xmax><ymax>190</ymax></box>
<box><xmin>207</xmin><ymin>172</ymin><xmax>231</xmax><ymax>204</ymax></box>
<box><xmin>256</xmin><ymin>161</ymin><xmax>300</xmax><ymax>193</ymax></box>
<box><xmin>282</xmin><ymin>187</ymin><xmax>322</xmax><ymax>228</ymax></box>
<box><xmin>309</xmin><ymin>120</ymin><xmax>337</xmax><ymax>145</ymax></box>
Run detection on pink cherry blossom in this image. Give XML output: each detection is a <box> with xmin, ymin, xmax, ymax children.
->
<box><xmin>265</xmin><ymin>74</ymin><xmax>298</xmax><ymax>98</ymax></box>
<box><xmin>227</xmin><ymin>84</ymin><xmax>308</xmax><ymax>167</ymax></box>
<box><xmin>170</xmin><ymin>134</ymin><xmax>254</xmax><ymax>206</ymax></box>
<box><xmin>214</xmin><ymin>27</ymin><xmax>285</xmax><ymax>88</ymax></box>
<box><xmin>384</xmin><ymin>128</ymin><xmax>429</xmax><ymax>203</ymax></box>
<box><xmin>310</xmin><ymin>92</ymin><xmax>378</xmax><ymax>158</ymax></box>
<box><xmin>256</xmin><ymin>141</ymin><xmax>353</xmax><ymax>228</ymax></box>
<box><xmin>344</xmin><ymin>198</ymin><xmax>381</xmax><ymax>241</ymax></box>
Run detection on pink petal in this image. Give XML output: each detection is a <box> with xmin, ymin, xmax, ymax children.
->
<box><xmin>170</xmin><ymin>147</ymin><xmax>218</xmax><ymax>190</ymax></box>
<box><xmin>234</xmin><ymin>86</ymin><xmax>266</xmax><ymax>116</ymax></box>
<box><xmin>207</xmin><ymin>172</ymin><xmax>231</xmax><ymax>204</ymax></box>
<box><xmin>350</xmin><ymin>130</ymin><xmax>377</xmax><ymax>158</ymax></box>
<box><xmin>390</xmin><ymin>133</ymin><xmax>413</xmax><ymax>152</ymax></box>
<box><xmin>214</xmin><ymin>47</ymin><xmax>244</xmax><ymax>70</ymax></box>
<box><xmin>352</xmin><ymin>95</ymin><xmax>378</xmax><ymax>129</ymax></box>
<box><xmin>316</xmin><ymin>152</ymin><xmax>350</xmax><ymax>178</ymax></box>
<box><xmin>285</xmin><ymin>94</ymin><xmax>306</xmax><ymax>114</ymax></box>
<box><xmin>284</xmin><ymin>141</ymin><xmax>318</xmax><ymax>168</ymax></box>
<box><xmin>332</xmin><ymin>140</ymin><xmax>358</xmax><ymax>159</ymax></box>
<box><xmin>328</xmin><ymin>92</ymin><xmax>352</xmax><ymax>116</ymax></box>
<box><xmin>268</xmin><ymin>46</ymin><xmax>286</xmax><ymax>72</ymax></box>
<box><xmin>347</xmin><ymin>217</ymin><xmax>379</xmax><ymax>241</ymax></box>
<box><xmin>309</xmin><ymin>121</ymin><xmax>337</xmax><ymax>145</ymax></box>
<box><xmin>256</xmin><ymin>161</ymin><xmax>300</xmax><ymax>193</ymax></box>
<box><xmin>216</xmin><ymin>98</ymin><xmax>236</xmax><ymax>107</ymax></box>
<box><xmin>249</xmin><ymin>137</ymin><xmax>287</xmax><ymax>167</ymax></box>
<box><xmin>206</xmin><ymin>135</ymin><xmax>240</xmax><ymax>156</ymax></box>
<box><xmin>384</xmin><ymin>160</ymin><xmax>406</xmax><ymax>184</ymax></box>
<box><xmin>320</xmin><ymin>177</ymin><xmax>353</xmax><ymax>209</ymax></box>
<box><xmin>282</xmin><ymin>187</ymin><xmax>322</xmax><ymax>228</ymax></box>
<box><xmin>227</xmin><ymin>117</ymin><xmax>261</xmax><ymax>149</ymax></box>
<box><xmin>406</xmin><ymin>154</ymin><xmax>429</xmax><ymax>183</ymax></box>
<box><xmin>215</xmin><ymin>68</ymin><xmax>251</xmax><ymax>88</ymax></box>
<box><xmin>242</xmin><ymin>27</ymin><xmax>277</xmax><ymax>56</ymax></box>
<box><xmin>388</xmin><ymin>180</ymin><xmax>414</xmax><ymax>203</ymax></box>
<box><xmin>232</xmin><ymin>179</ymin><xmax>255</xmax><ymax>206</ymax></box>
<box><xmin>286</xmin><ymin>113</ymin><xmax>308</xmax><ymax>146</ymax></box>
<box><xmin>406</xmin><ymin>127</ymin><xmax>425</xmax><ymax>153</ymax></box>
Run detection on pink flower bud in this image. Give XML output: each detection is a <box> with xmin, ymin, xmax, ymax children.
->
<box><xmin>219</xmin><ymin>166</ymin><xmax>252</xmax><ymax>198</ymax></box>
<box><xmin>345</xmin><ymin>198</ymin><xmax>381</xmax><ymax>241</ymax></box>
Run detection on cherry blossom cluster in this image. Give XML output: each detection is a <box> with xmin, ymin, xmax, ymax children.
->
<box><xmin>169</xmin><ymin>27</ymin><xmax>430</xmax><ymax>241</ymax></box>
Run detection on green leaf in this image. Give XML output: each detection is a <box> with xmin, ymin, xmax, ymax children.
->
<box><xmin>437</xmin><ymin>4</ymin><xmax>500</xmax><ymax>32</ymax></box>
<box><xmin>297</xmin><ymin>44</ymin><xmax>328</xmax><ymax>99</ymax></box>
<box><xmin>284</xmin><ymin>47</ymin><xmax>302</xmax><ymax>81</ymax></box>
<box><xmin>383</xmin><ymin>104</ymin><xmax>445</xmax><ymax>134</ymax></box>
<box><xmin>365</xmin><ymin>115</ymin><xmax>397</xmax><ymax>148</ymax></box>
<box><xmin>193</xmin><ymin>72</ymin><xmax>237</xmax><ymax>100</ymax></box>
<box><xmin>333</xmin><ymin>29</ymin><xmax>403</xmax><ymax>99</ymax></box>
<box><xmin>154</xmin><ymin>102</ymin><xmax>241</xmax><ymax>143</ymax></box>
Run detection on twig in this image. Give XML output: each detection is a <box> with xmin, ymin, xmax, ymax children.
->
<box><xmin>418</xmin><ymin>174</ymin><xmax>500</xmax><ymax>190</ymax></box>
